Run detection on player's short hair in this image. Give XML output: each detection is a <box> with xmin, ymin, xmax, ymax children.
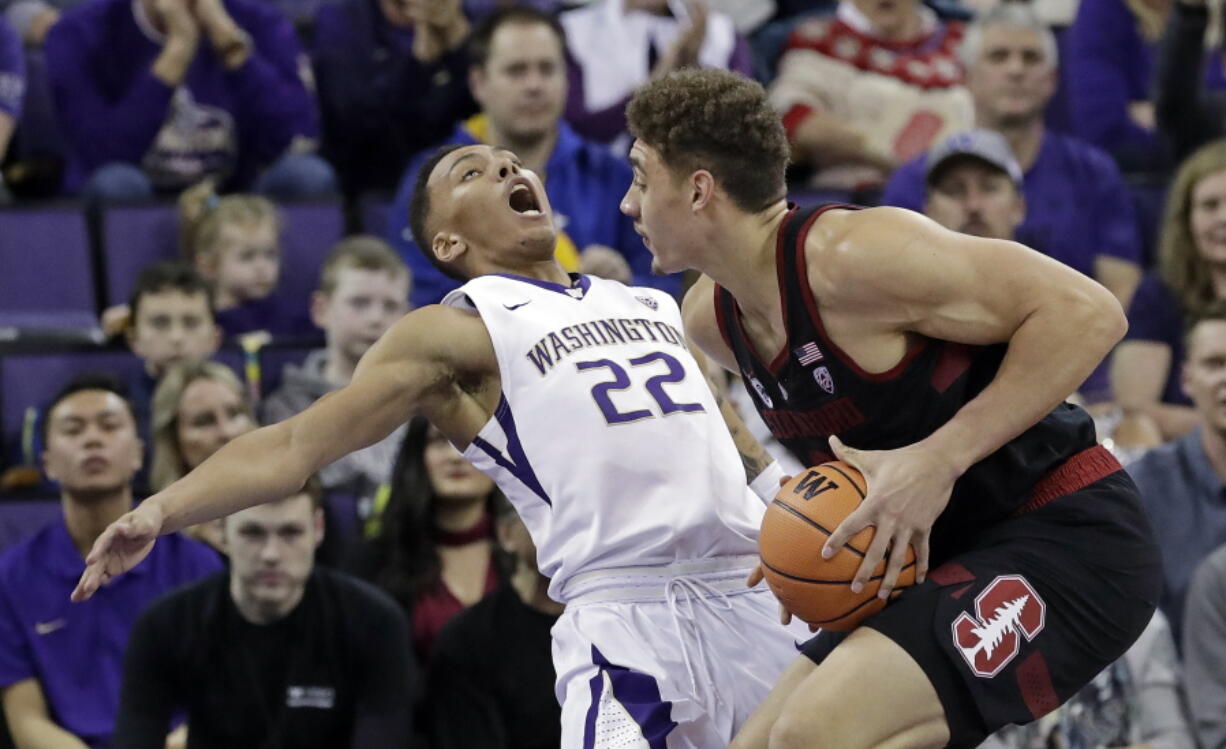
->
<box><xmin>42</xmin><ymin>372</ymin><xmax>137</xmax><ymax>445</ymax></box>
<box><xmin>627</xmin><ymin>69</ymin><xmax>789</xmax><ymax>213</ymax></box>
<box><xmin>128</xmin><ymin>261</ymin><xmax>215</xmax><ymax>323</ymax></box>
<box><xmin>317</xmin><ymin>235</ymin><xmax>409</xmax><ymax>296</ymax></box>
<box><xmin>468</xmin><ymin>5</ymin><xmax>566</xmax><ymax>69</ymax></box>
<box><xmin>408</xmin><ymin>144</ymin><xmax>470</xmax><ymax>282</ymax></box>
<box><xmin>959</xmin><ymin>4</ymin><xmax>1058</xmax><ymax>70</ymax></box>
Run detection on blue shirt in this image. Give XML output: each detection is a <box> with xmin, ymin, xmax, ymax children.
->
<box><xmin>880</xmin><ymin>129</ymin><xmax>1142</xmax><ymax>278</ymax></box>
<box><xmin>387</xmin><ymin>118</ymin><xmax>679</xmax><ymax>308</ymax></box>
<box><xmin>1127</xmin><ymin>429</ymin><xmax>1226</xmax><ymax>647</ymax></box>
<box><xmin>0</xmin><ymin>518</ymin><xmax>222</xmax><ymax>747</ymax></box>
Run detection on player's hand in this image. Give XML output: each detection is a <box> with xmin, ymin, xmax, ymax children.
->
<box><xmin>580</xmin><ymin>245</ymin><xmax>632</xmax><ymax>284</ymax></box>
<box><xmin>71</xmin><ymin>501</ymin><xmax>166</xmax><ymax>602</ymax></box>
<box><xmin>822</xmin><ymin>436</ymin><xmax>959</xmax><ymax>598</ymax></box>
<box><xmin>746</xmin><ymin>566</ymin><xmax>819</xmax><ymax>632</ymax></box>
<box><xmin>155</xmin><ymin>0</ymin><xmax>199</xmax><ymax>42</ymax></box>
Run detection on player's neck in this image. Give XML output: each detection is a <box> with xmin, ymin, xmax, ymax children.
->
<box><xmin>978</xmin><ymin>114</ymin><xmax>1043</xmax><ymax>171</ymax></box>
<box><xmin>63</xmin><ymin>489</ymin><xmax>133</xmax><ymax>559</ymax></box>
<box><xmin>698</xmin><ymin>201</ymin><xmax>790</xmax><ymax>315</ymax></box>
<box><xmin>486</xmin><ymin>256</ymin><xmax>572</xmax><ymax>287</ymax></box>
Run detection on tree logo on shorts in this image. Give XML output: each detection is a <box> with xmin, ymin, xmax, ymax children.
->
<box><xmin>951</xmin><ymin>574</ymin><xmax>1046</xmax><ymax>678</ymax></box>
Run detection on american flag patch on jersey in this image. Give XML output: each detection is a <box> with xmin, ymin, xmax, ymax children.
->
<box><xmin>794</xmin><ymin>342</ymin><xmax>824</xmax><ymax>366</ymax></box>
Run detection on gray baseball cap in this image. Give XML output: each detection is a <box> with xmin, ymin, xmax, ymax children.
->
<box><xmin>925</xmin><ymin>129</ymin><xmax>1024</xmax><ymax>187</ymax></box>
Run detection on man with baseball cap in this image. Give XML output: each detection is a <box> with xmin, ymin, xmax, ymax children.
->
<box><xmin>923</xmin><ymin>129</ymin><xmax>1026</xmax><ymax>241</ymax></box>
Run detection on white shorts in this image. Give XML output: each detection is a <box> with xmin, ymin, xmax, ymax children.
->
<box><xmin>553</xmin><ymin>555</ymin><xmax>806</xmax><ymax>748</ymax></box>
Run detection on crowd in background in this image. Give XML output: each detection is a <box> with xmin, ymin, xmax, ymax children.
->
<box><xmin>3</xmin><ymin>0</ymin><xmax>1226</xmax><ymax>745</ymax></box>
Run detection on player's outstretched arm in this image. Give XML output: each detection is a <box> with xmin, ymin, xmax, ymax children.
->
<box><xmin>814</xmin><ymin>207</ymin><xmax>1126</xmax><ymax>596</ymax></box>
<box><xmin>72</xmin><ymin>305</ymin><xmax>493</xmax><ymax>602</ymax></box>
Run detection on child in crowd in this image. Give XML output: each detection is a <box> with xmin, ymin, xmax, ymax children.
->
<box><xmin>263</xmin><ymin>235</ymin><xmax>410</xmax><ymax>513</ymax></box>
<box><xmin>179</xmin><ymin>179</ymin><xmax>313</xmax><ymax>339</ymax></box>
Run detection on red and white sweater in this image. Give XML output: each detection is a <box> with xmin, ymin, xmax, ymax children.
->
<box><xmin>769</xmin><ymin>2</ymin><xmax>973</xmax><ymax>189</ymax></box>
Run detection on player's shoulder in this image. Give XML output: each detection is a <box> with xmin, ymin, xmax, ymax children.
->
<box><xmin>368</xmin><ymin>303</ymin><xmax>495</xmax><ymax>376</ymax></box>
<box><xmin>681</xmin><ymin>275</ymin><xmax>717</xmax><ymax>329</ymax></box>
<box><xmin>804</xmin><ymin>205</ymin><xmax>919</xmax><ymax>274</ymax></box>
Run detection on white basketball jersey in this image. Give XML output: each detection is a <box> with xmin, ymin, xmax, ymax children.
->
<box><xmin>442</xmin><ymin>274</ymin><xmax>763</xmax><ymax>601</ymax></box>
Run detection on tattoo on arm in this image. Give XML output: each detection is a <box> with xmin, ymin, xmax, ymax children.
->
<box><xmin>740</xmin><ymin>446</ymin><xmax>768</xmax><ymax>482</ymax></box>
<box><xmin>720</xmin><ymin>397</ymin><xmax>772</xmax><ymax>482</ymax></box>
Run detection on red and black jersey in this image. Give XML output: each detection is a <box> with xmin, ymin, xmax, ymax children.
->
<box><xmin>714</xmin><ymin>204</ymin><xmax>1103</xmax><ymax>549</ymax></box>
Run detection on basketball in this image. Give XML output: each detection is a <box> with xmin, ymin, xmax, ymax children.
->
<box><xmin>759</xmin><ymin>461</ymin><xmax>916</xmax><ymax>631</ymax></box>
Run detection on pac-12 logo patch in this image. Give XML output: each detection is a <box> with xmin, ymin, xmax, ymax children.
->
<box><xmin>635</xmin><ymin>295</ymin><xmax>658</xmax><ymax>311</ymax></box>
<box><xmin>952</xmin><ymin>575</ymin><xmax>1045</xmax><ymax>678</ymax></box>
<box><xmin>814</xmin><ymin>366</ymin><xmax>835</xmax><ymax>394</ymax></box>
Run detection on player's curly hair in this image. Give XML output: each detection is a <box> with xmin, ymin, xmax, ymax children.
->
<box><xmin>627</xmin><ymin>69</ymin><xmax>789</xmax><ymax>213</ymax></box>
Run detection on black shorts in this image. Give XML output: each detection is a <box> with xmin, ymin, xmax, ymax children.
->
<box><xmin>800</xmin><ymin>454</ymin><xmax>1162</xmax><ymax>748</ymax></box>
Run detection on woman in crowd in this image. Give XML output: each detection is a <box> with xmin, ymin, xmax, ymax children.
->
<box><xmin>354</xmin><ymin>417</ymin><xmax>504</xmax><ymax>662</ymax></box>
<box><xmin>1113</xmin><ymin>139</ymin><xmax>1226</xmax><ymax>443</ymax></box>
<box><xmin>150</xmin><ymin>360</ymin><xmax>255</xmax><ymax>552</ymax></box>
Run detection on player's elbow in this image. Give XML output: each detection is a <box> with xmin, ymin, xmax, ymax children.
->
<box><xmin>1059</xmin><ymin>280</ymin><xmax>1128</xmax><ymax>350</ymax></box>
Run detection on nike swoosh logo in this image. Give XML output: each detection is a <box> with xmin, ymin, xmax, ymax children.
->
<box><xmin>35</xmin><ymin>619</ymin><xmax>66</xmax><ymax>635</ymax></box>
<box><xmin>504</xmin><ymin>301</ymin><xmax>531</xmax><ymax>311</ymax></box>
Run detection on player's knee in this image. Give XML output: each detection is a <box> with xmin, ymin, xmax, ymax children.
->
<box><xmin>767</xmin><ymin>705</ymin><xmax>838</xmax><ymax>749</ymax></box>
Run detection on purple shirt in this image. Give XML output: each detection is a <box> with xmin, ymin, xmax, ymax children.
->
<box><xmin>214</xmin><ymin>294</ymin><xmax>317</xmax><ymax>341</ymax></box>
<box><xmin>1124</xmin><ymin>271</ymin><xmax>1190</xmax><ymax>406</ymax></box>
<box><xmin>0</xmin><ymin>17</ymin><xmax>24</xmax><ymax>121</ymax></box>
<box><xmin>0</xmin><ymin>518</ymin><xmax>222</xmax><ymax>747</ymax></box>
<box><xmin>879</xmin><ymin>129</ymin><xmax>1142</xmax><ymax>277</ymax></box>
<box><xmin>45</xmin><ymin>0</ymin><xmax>318</xmax><ymax>193</ymax></box>
<box><xmin>1064</xmin><ymin>0</ymin><xmax>1226</xmax><ymax>167</ymax></box>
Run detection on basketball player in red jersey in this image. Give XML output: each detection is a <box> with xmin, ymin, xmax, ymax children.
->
<box><xmin>621</xmin><ymin>69</ymin><xmax>1161</xmax><ymax>748</ymax></box>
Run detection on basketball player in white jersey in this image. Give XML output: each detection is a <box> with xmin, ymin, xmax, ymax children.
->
<box><xmin>72</xmin><ymin>143</ymin><xmax>802</xmax><ymax>748</ymax></box>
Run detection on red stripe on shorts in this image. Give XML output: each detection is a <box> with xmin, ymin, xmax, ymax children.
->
<box><xmin>1012</xmin><ymin>445</ymin><xmax>1121</xmax><ymax>517</ymax></box>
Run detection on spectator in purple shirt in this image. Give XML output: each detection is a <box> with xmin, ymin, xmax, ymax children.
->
<box><xmin>311</xmin><ymin>0</ymin><xmax>476</xmax><ymax>196</ymax></box>
<box><xmin>560</xmin><ymin>0</ymin><xmax>752</xmax><ymax>146</ymax></box>
<box><xmin>1155</xmin><ymin>0</ymin><xmax>1226</xmax><ymax>162</ymax></box>
<box><xmin>1064</xmin><ymin>0</ymin><xmax>1226</xmax><ymax>172</ymax></box>
<box><xmin>44</xmin><ymin>0</ymin><xmax>336</xmax><ymax>200</ymax></box>
<box><xmin>0</xmin><ymin>373</ymin><xmax>222</xmax><ymax>748</ymax></box>
<box><xmin>0</xmin><ymin>16</ymin><xmax>24</xmax><ymax>199</ymax></box>
<box><xmin>880</xmin><ymin>3</ymin><xmax>1143</xmax><ymax>310</ymax></box>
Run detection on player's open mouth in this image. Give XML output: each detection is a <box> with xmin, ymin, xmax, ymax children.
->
<box><xmin>509</xmin><ymin>180</ymin><xmax>543</xmax><ymax>216</ymax></box>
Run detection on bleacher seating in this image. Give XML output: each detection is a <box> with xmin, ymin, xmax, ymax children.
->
<box><xmin>0</xmin><ymin>205</ymin><xmax>95</xmax><ymax>327</ymax></box>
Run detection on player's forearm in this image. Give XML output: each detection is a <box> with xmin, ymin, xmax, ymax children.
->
<box><xmin>921</xmin><ymin>290</ymin><xmax>1126</xmax><ymax>475</ymax></box>
<box><xmin>149</xmin><ymin>421</ymin><xmax>316</xmax><ymax>535</ymax></box>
